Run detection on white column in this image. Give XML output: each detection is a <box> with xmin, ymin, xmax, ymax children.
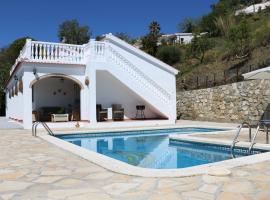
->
<box><xmin>80</xmin><ymin>87</ymin><xmax>90</xmax><ymax>121</ymax></box>
<box><xmin>89</xmin><ymin>67</ymin><xmax>97</xmax><ymax>124</ymax></box>
<box><xmin>22</xmin><ymin>73</ymin><xmax>33</xmax><ymax>129</ymax></box>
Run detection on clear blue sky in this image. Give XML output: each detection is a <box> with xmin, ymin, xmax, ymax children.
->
<box><xmin>0</xmin><ymin>0</ymin><xmax>217</xmax><ymax>48</ymax></box>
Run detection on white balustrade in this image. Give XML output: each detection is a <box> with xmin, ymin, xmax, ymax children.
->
<box><xmin>93</xmin><ymin>41</ymin><xmax>105</xmax><ymax>55</ymax></box>
<box><xmin>30</xmin><ymin>41</ymin><xmax>84</xmax><ymax>63</ymax></box>
<box><xmin>10</xmin><ymin>40</ymin><xmax>85</xmax><ymax>75</ymax></box>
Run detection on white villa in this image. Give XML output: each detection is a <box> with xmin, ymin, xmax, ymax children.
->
<box><xmin>5</xmin><ymin>34</ymin><xmax>178</xmax><ymax>129</ymax></box>
<box><xmin>235</xmin><ymin>1</ymin><xmax>270</xmax><ymax>15</ymax></box>
<box><xmin>159</xmin><ymin>32</ymin><xmax>208</xmax><ymax>45</ymax></box>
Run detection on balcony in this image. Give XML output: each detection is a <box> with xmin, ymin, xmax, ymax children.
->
<box><xmin>10</xmin><ymin>39</ymin><xmax>106</xmax><ymax>75</ymax></box>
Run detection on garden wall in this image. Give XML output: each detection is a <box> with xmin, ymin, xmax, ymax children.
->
<box><xmin>177</xmin><ymin>80</ymin><xmax>270</xmax><ymax>124</ymax></box>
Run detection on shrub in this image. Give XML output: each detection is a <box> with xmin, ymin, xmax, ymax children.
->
<box><xmin>156</xmin><ymin>46</ymin><xmax>182</xmax><ymax>65</ymax></box>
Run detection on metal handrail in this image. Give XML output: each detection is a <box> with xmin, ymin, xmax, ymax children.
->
<box><xmin>231</xmin><ymin>122</ymin><xmax>251</xmax><ymax>157</ymax></box>
<box><xmin>247</xmin><ymin>120</ymin><xmax>270</xmax><ymax>154</ymax></box>
<box><xmin>32</xmin><ymin>121</ymin><xmax>54</xmax><ymax>137</ymax></box>
<box><xmin>248</xmin><ymin>125</ymin><xmax>260</xmax><ymax>154</ymax></box>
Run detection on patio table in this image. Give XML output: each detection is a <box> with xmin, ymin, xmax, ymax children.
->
<box><xmin>51</xmin><ymin>114</ymin><xmax>69</xmax><ymax>122</ymax></box>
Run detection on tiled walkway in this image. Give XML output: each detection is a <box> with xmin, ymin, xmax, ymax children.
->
<box><xmin>0</xmin><ymin>130</ymin><xmax>270</xmax><ymax>200</ymax></box>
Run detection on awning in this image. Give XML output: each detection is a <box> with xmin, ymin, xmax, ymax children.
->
<box><xmin>242</xmin><ymin>66</ymin><xmax>270</xmax><ymax>80</ymax></box>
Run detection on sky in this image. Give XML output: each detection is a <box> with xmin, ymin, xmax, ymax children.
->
<box><xmin>0</xmin><ymin>0</ymin><xmax>217</xmax><ymax>48</ymax></box>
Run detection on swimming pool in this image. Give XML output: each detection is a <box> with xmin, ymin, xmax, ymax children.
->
<box><xmin>57</xmin><ymin>127</ymin><xmax>267</xmax><ymax>169</ymax></box>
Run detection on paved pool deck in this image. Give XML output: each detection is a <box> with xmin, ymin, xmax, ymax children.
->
<box><xmin>0</xmin><ymin>120</ymin><xmax>270</xmax><ymax>199</ymax></box>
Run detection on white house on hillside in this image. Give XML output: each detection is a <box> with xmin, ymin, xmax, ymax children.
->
<box><xmin>160</xmin><ymin>33</ymin><xmax>194</xmax><ymax>45</ymax></box>
<box><xmin>159</xmin><ymin>32</ymin><xmax>207</xmax><ymax>45</ymax></box>
<box><xmin>5</xmin><ymin>34</ymin><xmax>178</xmax><ymax>129</ymax></box>
<box><xmin>235</xmin><ymin>1</ymin><xmax>270</xmax><ymax>15</ymax></box>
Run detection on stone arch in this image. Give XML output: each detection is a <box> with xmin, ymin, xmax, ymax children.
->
<box><xmin>29</xmin><ymin>73</ymin><xmax>84</xmax><ymax>89</ymax></box>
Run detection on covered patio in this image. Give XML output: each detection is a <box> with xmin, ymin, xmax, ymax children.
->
<box><xmin>31</xmin><ymin>75</ymin><xmax>82</xmax><ymax>123</ymax></box>
<box><xmin>95</xmin><ymin>70</ymin><xmax>167</xmax><ymax>122</ymax></box>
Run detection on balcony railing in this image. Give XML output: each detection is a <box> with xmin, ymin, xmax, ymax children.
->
<box><xmin>9</xmin><ymin>39</ymin><xmax>110</xmax><ymax>75</ymax></box>
<box><xmin>10</xmin><ymin>39</ymin><xmax>86</xmax><ymax>74</ymax></box>
<box><xmin>30</xmin><ymin>41</ymin><xmax>85</xmax><ymax>63</ymax></box>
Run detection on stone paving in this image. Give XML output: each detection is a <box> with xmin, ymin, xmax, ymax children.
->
<box><xmin>1</xmin><ymin>129</ymin><xmax>270</xmax><ymax>200</ymax></box>
<box><xmin>196</xmin><ymin>129</ymin><xmax>269</xmax><ymax>144</ymax></box>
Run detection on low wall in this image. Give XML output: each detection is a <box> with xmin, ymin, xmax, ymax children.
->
<box><xmin>177</xmin><ymin>80</ymin><xmax>270</xmax><ymax>124</ymax></box>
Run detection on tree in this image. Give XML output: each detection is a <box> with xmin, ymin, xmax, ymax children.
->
<box><xmin>58</xmin><ymin>19</ymin><xmax>91</xmax><ymax>45</ymax></box>
<box><xmin>188</xmin><ymin>34</ymin><xmax>212</xmax><ymax>63</ymax></box>
<box><xmin>141</xmin><ymin>21</ymin><xmax>161</xmax><ymax>56</ymax></box>
<box><xmin>178</xmin><ymin>18</ymin><xmax>198</xmax><ymax>33</ymax></box>
<box><xmin>228</xmin><ymin>19</ymin><xmax>250</xmax><ymax>58</ymax></box>
<box><xmin>199</xmin><ymin>0</ymin><xmax>241</xmax><ymax>36</ymax></box>
<box><xmin>149</xmin><ymin>21</ymin><xmax>161</xmax><ymax>36</ymax></box>
<box><xmin>156</xmin><ymin>46</ymin><xmax>182</xmax><ymax>65</ymax></box>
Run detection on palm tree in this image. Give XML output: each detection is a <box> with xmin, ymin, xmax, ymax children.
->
<box><xmin>149</xmin><ymin>21</ymin><xmax>161</xmax><ymax>36</ymax></box>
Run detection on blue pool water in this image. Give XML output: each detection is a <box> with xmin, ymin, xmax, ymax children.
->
<box><xmin>57</xmin><ymin>127</ymin><xmax>267</xmax><ymax>169</ymax></box>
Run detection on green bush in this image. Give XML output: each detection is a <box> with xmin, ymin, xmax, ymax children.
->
<box><xmin>156</xmin><ymin>46</ymin><xmax>182</xmax><ymax>65</ymax></box>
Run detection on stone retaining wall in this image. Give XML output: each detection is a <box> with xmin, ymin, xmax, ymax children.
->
<box><xmin>177</xmin><ymin>80</ymin><xmax>270</xmax><ymax>124</ymax></box>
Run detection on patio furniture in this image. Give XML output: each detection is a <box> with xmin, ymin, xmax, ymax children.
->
<box><xmin>71</xmin><ymin>107</ymin><xmax>80</xmax><ymax>121</ymax></box>
<box><xmin>107</xmin><ymin>107</ymin><xmax>113</xmax><ymax>120</ymax></box>
<box><xmin>32</xmin><ymin>110</ymin><xmax>38</xmax><ymax>122</ymax></box>
<box><xmin>96</xmin><ymin>104</ymin><xmax>108</xmax><ymax>122</ymax></box>
<box><xmin>135</xmin><ymin>105</ymin><xmax>145</xmax><ymax>119</ymax></box>
<box><xmin>259</xmin><ymin>120</ymin><xmax>270</xmax><ymax>144</ymax></box>
<box><xmin>112</xmin><ymin>104</ymin><xmax>124</xmax><ymax>121</ymax></box>
<box><xmin>51</xmin><ymin>114</ymin><xmax>69</xmax><ymax>122</ymax></box>
<box><xmin>37</xmin><ymin>107</ymin><xmax>65</xmax><ymax>121</ymax></box>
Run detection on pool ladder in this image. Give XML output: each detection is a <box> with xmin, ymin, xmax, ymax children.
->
<box><xmin>32</xmin><ymin>121</ymin><xmax>54</xmax><ymax>137</ymax></box>
<box><xmin>230</xmin><ymin>122</ymin><xmax>252</xmax><ymax>157</ymax></box>
<box><xmin>231</xmin><ymin>122</ymin><xmax>267</xmax><ymax>157</ymax></box>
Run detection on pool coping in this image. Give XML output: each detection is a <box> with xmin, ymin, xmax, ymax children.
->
<box><xmin>49</xmin><ymin>123</ymin><xmax>236</xmax><ymax>135</ymax></box>
<box><xmin>40</xmin><ymin>126</ymin><xmax>270</xmax><ymax>178</ymax></box>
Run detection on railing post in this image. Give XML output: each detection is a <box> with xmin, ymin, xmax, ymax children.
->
<box><xmin>24</xmin><ymin>39</ymin><xmax>32</xmax><ymax>59</ymax></box>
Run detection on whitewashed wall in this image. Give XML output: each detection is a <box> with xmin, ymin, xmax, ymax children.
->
<box><xmin>5</xmin><ymin>89</ymin><xmax>24</xmax><ymax>121</ymax></box>
<box><xmin>5</xmin><ymin>66</ymin><xmax>24</xmax><ymax>121</ymax></box>
<box><xmin>175</xmin><ymin>35</ymin><xmax>193</xmax><ymax>44</ymax></box>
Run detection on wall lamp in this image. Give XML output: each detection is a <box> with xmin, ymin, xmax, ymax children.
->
<box><xmin>33</xmin><ymin>68</ymin><xmax>37</xmax><ymax>75</ymax></box>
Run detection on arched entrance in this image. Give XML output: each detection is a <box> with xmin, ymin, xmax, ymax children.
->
<box><xmin>31</xmin><ymin>74</ymin><xmax>83</xmax><ymax>122</ymax></box>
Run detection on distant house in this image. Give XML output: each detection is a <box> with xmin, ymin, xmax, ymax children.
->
<box><xmin>159</xmin><ymin>32</ymin><xmax>208</xmax><ymax>45</ymax></box>
<box><xmin>235</xmin><ymin>1</ymin><xmax>270</xmax><ymax>15</ymax></box>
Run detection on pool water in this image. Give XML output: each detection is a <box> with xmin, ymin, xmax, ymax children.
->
<box><xmin>57</xmin><ymin>127</ymin><xmax>267</xmax><ymax>169</ymax></box>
